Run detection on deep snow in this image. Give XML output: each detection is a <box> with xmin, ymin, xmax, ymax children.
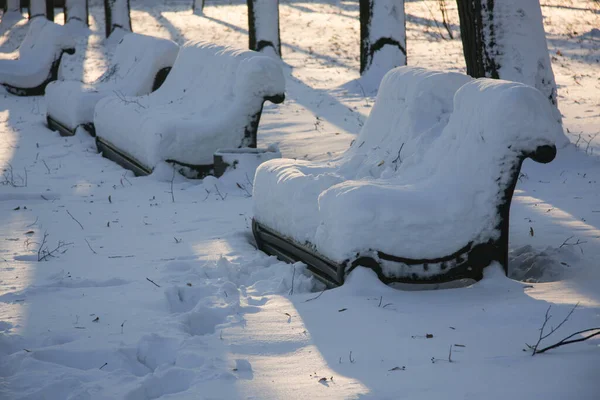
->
<box><xmin>0</xmin><ymin>1</ymin><xmax>599</xmax><ymax>399</ymax></box>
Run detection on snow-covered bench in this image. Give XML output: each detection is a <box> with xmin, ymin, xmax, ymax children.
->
<box><xmin>94</xmin><ymin>41</ymin><xmax>285</xmax><ymax>177</ymax></box>
<box><xmin>0</xmin><ymin>19</ymin><xmax>75</xmax><ymax>96</ymax></box>
<box><xmin>252</xmin><ymin>67</ymin><xmax>561</xmax><ymax>286</ymax></box>
<box><xmin>46</xmin><ymin>33</ymin><xmax>179</xmax><ymax>137</ymax></box>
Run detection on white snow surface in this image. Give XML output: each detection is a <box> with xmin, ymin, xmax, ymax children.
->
<box><xmin>94</xmin><ymin>41</ymin><xmax>285</xmax><ymax>169</ymax></box>
<box><xmin>46</xmin><ymin>33</ymin><xmax>178</xmax><ymax>132</ymax></box>
<box><xmin>0</xmin><ymin>18</ymin><xmax>75</xmax><ymax>89</ymax></box>
<box><xmin>0</xmin><ymin>1</ymin><xmax>599</xmax><ymax>399</ymax></box>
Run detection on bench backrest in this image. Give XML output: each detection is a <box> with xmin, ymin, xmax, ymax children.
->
<box><xmin>148</xmin><ymin>41</ymin><xmax>285</xmax><ymax>112</ymax></box>
<box><xmin>338</xmin><ymin>67</ymin><xmax>472</xmax><ymax>180</ymax></box>
<box><xmin>94</xmin><ymin>33</ymin><xmax>179</xmax><ymax>95</ymax></box>
<box><xmin>19</xmin><ymin>19</ymin><xmax>74</xmax><ymax>63</ymax></box>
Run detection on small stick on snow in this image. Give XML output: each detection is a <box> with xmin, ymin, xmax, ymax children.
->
<box><xmin>304</xmin><ymin>288</ymin><xmax>326</xmax><ymax>302</ymax></box>
<box><xmin>66</xmin><ymin>210</ymin><xmax>84</xmax><ymax>230</ymax></box>
<box><xmin>528</xmin><ymin>303</ymin><xmax>579</xmax><ymax>356</ymax></box>
<box><xmin>146</xmin><ymin>277</ymin><xmax>161</xmax><ymax>288</ymax></box>
<box><xmin>84</xmin><ymin>238</ymin><xmax>97</xmax><ymax>254</ymax></box>
<box><xmin>535</xmin><ymin>328</ymin><xmax>600</xmax><ymax>354</ymax></box>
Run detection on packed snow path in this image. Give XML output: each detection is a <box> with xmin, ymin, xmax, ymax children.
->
<box><xmin>0</xmin><ymin>1</ymin><xmax>599</xmax><ymax>399</ymax></box>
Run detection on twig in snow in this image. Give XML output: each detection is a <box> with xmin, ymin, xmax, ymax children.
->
<box><xmin>84</xmin><ymin>238</ymin><xmax>97</xmax><ymax>254</ymax></box>
<box><xmin>170</xmin><ymin>166</ymin><xmax>176</xmax><ymax>203</ymax></box>
<box><xmin>304</xmin><ymin>288</ymin><xmax>326</xmax><ymax>302</ymax></box>
<box><xmin>527</xmin><ymin>303</ymin><xmax>579</xmax><ymax>356</ymax></box>
<box><xmin>437</xmin><ymin>0</ymin><xmax>454</xmax><ymax>39</ymax></box>
<box><xmin>121</xmin><ymin>320</ymin><xmax>126</xmax><ymax>334</ymax></box>
<box><xmin>66</xmin><ymin>210</ymin><xmax>84</xmax><ymax>230</ymax></box>
<box><xmin>559</xmin><ymin>236</ymin><xmax>587</xmax><ymax>254</ymax></box>
<box><xmin>534</xmin><ymin>328</ymin><xmax>600</xmax><ymax>354</ymax></box>
<box><xmin>349</xmin><ymin>351</ymin><xmax>355</xmax><ymax>363</ymax></box>
<box><xmin>37</xmin><ymin>231</ymin><xmax>73</xmax><ymax>261</ymax></box>
<box><xmin>99</xmin><ymin>362</ymin><xmax>108</xmax><ymax>370</ymax></box>
<box><xmin>214</xmin><ymin>185</ymin><xmax>227</xmax><ymax>201</ymax></box>
<box><xmin>42</xmin><ymin>160</ymin><xmax>51</xmax><ymax>174</ymax></box>
<box><xmin>26</xmin><ymin>216</ymin><xmax>39</xmax><ymax>228</ymax></box>
<box><xmin>289</xmin><ymin>265</ymin><xmax>296</xmax><ymax>295</ymax></box>
<box><xmin>146</xmin><ymin>277</ymin><xmax>161</xmax><ymax>288</ymax></box>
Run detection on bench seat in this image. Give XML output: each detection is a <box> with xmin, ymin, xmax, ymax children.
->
<box><xmin>46</xmin><ymin>33</ymin><xmax>178</xmax><ymax>136</ymax></box>
<box><xmin>94</xmin><ymin>41</ymin><xmax>285</xmax><ymax>177</ymax></box>
<box><xmin>0</xmin><ymin>19</ymin><xmax>75</xmax><ymax>96</ymax></box>
<box><xmin>253</xmin><ymin>66</ymin><xmax>561</xmax><ymax>286</ymax></box>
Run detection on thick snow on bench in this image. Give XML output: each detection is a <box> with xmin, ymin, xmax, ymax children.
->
<box><xmin>254</xmin><ymin>67</ymin><xmax>563</xmax><ymax>269</ymax></box>
<box><xmin>45</xmin><ymin>33</ymin><xmax>178</xmax><ymax>132</ymax></box>
<box><xmin>94</xmin><ymin>41</ymin><xmax>285</xmax><ymax>170</ymax></box>
<box><xmin>0</xmin><ymin>19</ymin><xmax>74</xmax><ymax>90</ymax></box>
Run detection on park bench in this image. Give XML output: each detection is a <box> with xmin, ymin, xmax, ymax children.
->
<box><xmin>0</xmin><ymin>18</ymin><xmax>75</xmax><ymax>96</ymax></box>
<box><xmin>93</xmin><ymin>41</ymin><xmax>285</xmax><ymax>178</ymax></box>
<box><xmin>46</xmin><ymin>33</ymin><xmax>179</xmax><ymax>137</ymax></box>
<box><xmin>252</xmin><ymin>66</ymin><xmax>561</xmax><ymax>287</ymax></box>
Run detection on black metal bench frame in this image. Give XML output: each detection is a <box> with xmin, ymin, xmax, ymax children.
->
<box><xmin>2</xmin><ymin>47</ymin><xmax>75</xmax><ymax>97</ymax></box>
<box><xmin>253</xmin><ymin>144</ymin><xmax>557</xmax><ymax>287</ymax></box>
<box><xmin>46</xmin><ymin>66</ymin><xmax>173</xmax><ymax>137</ymax></box>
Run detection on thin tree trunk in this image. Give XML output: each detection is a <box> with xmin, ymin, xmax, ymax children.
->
<box><xmin>4</xmin><ymin>0</ymin><xmax>20</xmax><ymax>12</ymax></box>
<box><xmin>247</xmin><ymin>0</ymin><xmax>281</xmax><ymax>57</ymax></box>
<box><xmin>359</xmin><ymin>0</ymin><xmax>406</xmax><ymax>79</ymax></box>
<box><xmin>193</xmin><ymin>0</ymin><xmax>204</xmax><ymax>14</ymax></box>
<box><xmin>28</xmin><ymin>0</ymin><xmax>53</xmax><ymax>20</ymax></box>
<box><xmin>456</xmin><ymin>0</ymin><xmax>558</xmax><ymax>106</ymax></box>
<box><xmin>104</xmin><ymin>0</ymin><xmax>132</xmax><ymax>38</ymax></box>
<box><xmin>65</xmin><ymin>0</ymin><xmax>89</xmax><ymax>25</ymax></box>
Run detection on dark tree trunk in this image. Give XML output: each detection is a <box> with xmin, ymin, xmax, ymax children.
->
<box><xmin>65</xmin><ymin>0</ymin><xmax>89</xmax><ymax>25</ymax></box>
<box><xmin>455</xmin><ymin>0</ymin><xmax>499</xmax><ymax>79</ymax></box>
<box><xmin>359</xmin><ymin>0</ymin><xmax>406</xmax><ymax>77</ymax></box>
<box><xmin>28</xmin><ymin>0</ymin><xmax>54</xmax><ymax>20</ymax></box>
<box><xmin>247</xmin><ymin>0</ymin><xmax>281</xmax><ymax>57</ymax></box>
<box><xmin>104</xmin><ymin>0</ymin><xmax>132</xmax><ymax>38</ymax></box>
<box><xmin>455</xmin><ymin>0</ymin><xmax>558</xmax><ymax>106</ymax></box>
<box><xmin>192</xmin><ymin>0</ymin><xmax>204</xmax><ymax>14</ymax></box>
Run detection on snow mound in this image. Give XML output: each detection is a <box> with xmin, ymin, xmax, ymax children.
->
<box><xmin>94</xmin><ymin>41</ymin><xmax>286</xmax><ymax>171</ymax></box>
<box><xmin>509</xmin><ymin>245</ymin><xmax>575</xmax><ymax>283</ymax></box>
<box><xmin>254</xmin><ymin>66</ymin><xmax>562</xmax><ymax>276</ymax></box>
<box><xmin>46</xmin><ymin>33</ymin><xmax>179</xmax><ymax>132</ymax></box>
<box><xmin>0</xmin><ymin>18</ymin><xmax>75</xmax><ymax>90</ymax></box>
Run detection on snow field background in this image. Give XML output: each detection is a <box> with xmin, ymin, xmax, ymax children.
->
<box><xmin>0</xmin><ymin>1</ymin><xmax>599</xmax><ymax>399</ymax></box>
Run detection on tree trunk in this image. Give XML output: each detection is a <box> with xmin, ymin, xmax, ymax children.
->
<box><xmin>4</xmin><ymin>0</ymin><xmax>20</xmax><ymax>12</ymax></box>
<box><xmin>359</xmin><ymin>0</ymin><xmax>406</xmax><ymax>81</ymax></box>
<box><xmin>28</xmin><ymin>0</ymin><xmax>54</xmax><ymax>20</ymax></box>
<box><xmin>65</xmin><ymin>0</ymin><xmax>88</xmax><ymax>25</ymax></box>
<box><xmin>104</xmin><ymin>0</ymin><xmax>132</xmax><ymax>38</ymax></box>
<box><xmin>456</xmin><ymin>0</ymin><xmax>558</xmax><ymax>106</ymax></box>
<box><xmin>192</xmin><ymin>0</ymin><xmax>204</xmax><ymax>14</ymax></box>
<box><xmin>247</xmin><ymin>0</ymin><xmax>281</xmax><ymax>57</ymax></box>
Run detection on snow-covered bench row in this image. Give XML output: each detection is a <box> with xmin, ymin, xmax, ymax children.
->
<box><xmin>94</xmin><ymin>42</ymin><xmax>285</xmax><ymax>177</ymax></box>
<box><xmin>252</xmin><ymin>66</ymin><xmax>561</xmax><ymax>286</ymax></box>
<box><xmin>0</xmin><ymin>19</ymin><xmax>75</xmax><ymax>96</ymax></box>
<box><xmin>46</xmin><ymin>33</ymin><xmax>179</xmax><ymax>136</ymax></box>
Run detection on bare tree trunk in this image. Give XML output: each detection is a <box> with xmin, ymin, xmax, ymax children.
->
<box><xmin>28</xmin><ymin>0</ymin><xmax>54</xmax><ymax>20</ymax></box>
<box><xmin>193</xmin><ymin>0</ymin><xmax>204</xmax><ymax>14</ymax></box>
<box><xmin>104</xmin><ymin>0</ymin><xmax>132</xmax><ymax>38</ymax></box>
<box><xmin>359</xmin><ymin>0</ymin><xmax>406</xmax><ymax>80</ymax></box>
<box><xmin>65</xmin><ymin>0</ymin><xmax>89</xmax><ymax>25</ymax></box>
<box><xmin>247</xmin><ymin>0</ymin><xmax>281</xmax><ymax>57</ymax></box>
<box><xmin>456</xmin><ymin>0</ymin><xmax>558</xmax><ymax>106</ymax></box>
<box><xmin>4</xmin><ymin>0</ymin><xmax>20</xmax><ymax>12</ymax></box>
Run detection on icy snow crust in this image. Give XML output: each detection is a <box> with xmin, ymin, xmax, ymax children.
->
<box><xmin>94</xmin><ymin>41</ymin><xmax>285</xmax><ymax>169</ymax></box>
<box><xmin>45</xmin><ymin>33</ymin><xmax>179</xmax><ymax>132</ymax></box>
<box><xmin>254</xmin><ymin>66</ymin><xmax>563</xmax><ymax>267</ymax></box>
<box><xmin>0</xmin><ymin>19</ymin><xmax>75</xmax><ymax>90</ymax></box>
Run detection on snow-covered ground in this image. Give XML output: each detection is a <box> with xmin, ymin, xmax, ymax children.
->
<box><xmin>0</xmin><ymin>1</ymin><xmax>599</xmax><ymax>399</ymax></box>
